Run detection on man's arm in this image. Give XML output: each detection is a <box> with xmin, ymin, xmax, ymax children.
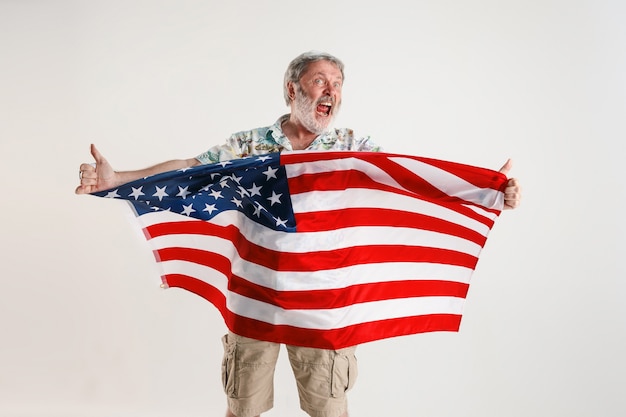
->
<box><xmin>75</xmin><ymin>144</ymin><xmax>201</xmax><ymax>195</ymax></box>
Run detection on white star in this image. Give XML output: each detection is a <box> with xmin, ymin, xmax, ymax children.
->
<box><xmin>263</xmin><ymin>166</ymin><xmax>278</xmax><ymax>180</ymax></box>
<box><xmin>105</xmin><ymin>189</ymin><xmax>120</xmax><ymax>198</ymax></box>
<box><xmin>274</xmin><ymin>217</ymin><xmax>288</xmax><ymax>227</ymax></box>
<box><xmin>219</xmin><ymin>161</ymin><xmax>233</xmax><ymax>168</ymax></box>
<box><xmin>203</xmin><ymin>203</ymin><xmax>218</xmax><ymax>214</ymax></box>
<box><xmin>219</xmin><ymin>179</ymin><xmax>231</xmax><ymax>189</ymax></box>
<box><xmin>178</xmin><ymin>167</ymin><xmax>192</xmax><ymax>173</ymax></box>
<box><xmin>252</xmin><ymin>202</ymin><xmax>264</xmax><ymax>217</ymax></box>
<box><xmin>247</xmin><ymin>183</ymin><xmax>262</xmax><ymax>197</ymax></box>
<box><xmin>128</xmin><ymin>186</ymin><xmax>145</xmax><ymax>200</ymax></box>
<box><xmin>267</xmin><ymin>191</ymin><xmax>282</xmax><ymax>206</ymax></box>
<box><xmin>237</xmin><ymin>186</ymin><xmax>250</xmax><ymax>198</ymax></box>
<box><xmin>177</xmin><ymin>186</ymin><xmax>191</xmax><ymax>199</ymax></box>
<box><xmin>209</xmin><ymin>189</ymin><xmax>223</xmax><ymax>200</ymax></box>
<box><xmin>230</xmin><ymin>174</ymin><xmax>243</xmax><ymax>184</ymax></box>
<box><xmin>153</xmin><ymin>186</ymin><xmax>168</xmax><ymax>201</ymax></box>
<box><xmin>181</xmin><ymin>203</ymin><xmax>196</xmax><ymax>216</ymax></box>
<box><xmin>257</xmin><ymin>155</ymin><xmax>272</xmax><ymax>162</ymax></box>
<box><xmin>231</xmin><ymin>197</ymin><xmax>243</xmax><ymax>208</ymax></box>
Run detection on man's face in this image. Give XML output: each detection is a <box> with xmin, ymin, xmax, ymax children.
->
<box><xmin>291</xmin><ymin>60</ymin><xmax>343</xmax><ymax>134</ymax></box>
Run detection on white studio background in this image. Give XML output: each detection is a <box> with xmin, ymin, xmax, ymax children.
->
<box><xmin>1</xmin><ymin>1</ymin><xmax>624</xmax><ymax>416</ymax></box>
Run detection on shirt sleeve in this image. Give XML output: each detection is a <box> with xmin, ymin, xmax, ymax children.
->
<box><xmin>195</xmin><ymin>143</ymin><xmax>239</xmax><ymax>164</ymax></box>
<box><xmin>195</xmin><ymin>132</ymin><xmax>249</xmax><ymax>164</ymax></box>
<box><xmin>355</xmin><ymin>135</ymin><xmax>383</xmax><ymax>152</ymax></box>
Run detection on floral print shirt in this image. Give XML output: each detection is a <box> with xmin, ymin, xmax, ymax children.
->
<box><xmin>196</xmin><ymin>114</ymin><xmax>382</xmax><ymax>164</ymax></box>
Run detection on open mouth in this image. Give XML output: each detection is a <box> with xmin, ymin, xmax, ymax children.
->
<box><xmin>316</xmin><ymin>101</ymin><xmax>332</xmax><ymax>117</ymax></box>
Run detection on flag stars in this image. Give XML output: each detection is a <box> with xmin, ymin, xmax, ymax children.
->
<box><xmin>237</xmin><ymin>186</ymin><xmax>250</xmax><ymax>198</ymax></box>
<box><xmin>247</xmin><ymin>183</ymin><xmax>262</xmax><ymax>197</ymax></box>
<box><xmin>267</xmin><ymin>191</ymin><xmax>282</xmax><ymax>206</ymax></box>
<box><xmin>209</xmin><ymin>189</ymin><xmax>224</xmax><ymax>200</ymax></box>
<box><xmin>231</xmin><ymin>197</ymin><xmax>243</xmax><ymax>208</ymax></box>
<box><xmin>203</xmin><ymin>203</ymin><xmax>218</xmax><ymax>215</ymax></box>
<box><xmin>128</xmin><ymin>186</ymin><xmax>145</xmax><ymax>200</ymax></box>
<box><xmin>263</xmin><ymin>166</ymin><xmax>278</xmax><ymax>180</ymax></box>
<box><xmin>97</xmin><ymin>154</ymin><xmax>294</xmax><ymax>231</ymax></box>
<box><xmin>274</xmin><ymin>217</ymin><xmax>288</xmax><ymax>228</ymax></box>
<box><xmin>105</xmin><ymin>189</ymin><xmax>121</xmax><ymax>198</ymax></box>
<box><xmin>177</xmin><ymin>186</ymin><xmax>191</xmax><ymax>199</ymax></box>
<box><xmin>181</xmin><ymin>203</ymin><xmax>196</xmax><ymax>216</ymax></box>
<box><xmin>252</xmin><ymin>202</ymin><xmax>265</xmax><ymax>218</ymax></box>
<box><xmin>153</xmin><ymin>186</ymin><xmax>169</xmax><ymax>201</ymax></box>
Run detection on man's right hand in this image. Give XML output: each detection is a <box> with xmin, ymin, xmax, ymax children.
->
<box><xmin>75</xmin><ymin>144</ymin><xmax>119</xmax><ymax>194</ymax></box>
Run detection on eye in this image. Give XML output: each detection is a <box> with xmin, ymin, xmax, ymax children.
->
<box><xmin>314</xmin><ymin>78</ymin><xmax>324</xmax><ymax>86</ymax></box>
<box><xmin>333</xmin><ymin>82</ymin><xmax>342</xmax><ymax>89</ymax></box>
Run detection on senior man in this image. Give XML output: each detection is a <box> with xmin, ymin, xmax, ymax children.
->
<box><xmin>77</xmin><ymin>51</ymin><xmax>522</xmax><ymax>417</ymax></box>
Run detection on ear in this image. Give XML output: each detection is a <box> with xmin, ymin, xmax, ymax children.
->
<box><xmin>287</xmin><ymin>81</ymin><xmax>296</xmax><ymax>101</ymax></box>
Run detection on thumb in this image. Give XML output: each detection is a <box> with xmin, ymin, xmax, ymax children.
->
<box><xmin>90</xmin><ymin>143</ymin><xmax>105</xmax><ymax>164</ymax></box>
<box><xmin>498</xmin><ymin>158</ymin><xmax>513</xmax><ymax>176</ymax></box>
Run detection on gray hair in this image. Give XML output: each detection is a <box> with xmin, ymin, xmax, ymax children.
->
<box><xmin>283</xmin><ymin>51</ymin><xmax>345</xmax><ymax>105</ymax></box>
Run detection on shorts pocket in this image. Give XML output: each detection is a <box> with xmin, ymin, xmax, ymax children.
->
<box><xmin>221</xmin><ymin>334</ymin><xmax>237</xmax><ymax>397</ymax></box>
<box><xmin>330</xmin><ymin>349</ymin><xmax>358</xmax><ymax>398</ymax></box>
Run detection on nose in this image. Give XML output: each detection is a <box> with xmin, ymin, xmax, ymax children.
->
<box><xmin>325</xmin><ymin>83</ymin><xmax>339</xmax><ymax>100</ymax></box>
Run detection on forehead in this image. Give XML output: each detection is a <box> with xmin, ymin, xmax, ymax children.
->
<box><xmin>301</xmin><ymin>60</ymin><xmax>343</xmax><ymax>80</ymax></box>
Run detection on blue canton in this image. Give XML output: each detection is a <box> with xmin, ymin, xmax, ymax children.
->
<box><xmin>92</xmin><ymin>153</ymin><xmax>296</xmax><ymax>232</ymax></box>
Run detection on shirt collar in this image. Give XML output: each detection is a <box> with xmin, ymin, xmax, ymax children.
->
<box><xmin>267</xmin><ymin>114</ymin><xmax>337</xmax><ymax>151</ymax></box>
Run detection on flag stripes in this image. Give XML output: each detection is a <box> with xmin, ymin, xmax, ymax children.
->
<box><xmin>94</xmin><ymin>151</ymin><xmax>506</xmax><ymax>349</ymax></box>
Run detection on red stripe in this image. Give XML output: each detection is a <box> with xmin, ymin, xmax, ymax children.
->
<box><xmin>147</xmin><ymin>209</ymin><xmax>488</xmax><ymax>248</ymax></box>
<box><xmin>157</xmin><ymin>244</ymin><xmax>472</xmax><ymax>310</ymax></box>
<box><xmin>281</xmin><ymin>151</ymin><xmax>506</xmax><ymax>192</ymax></box>
<box><xmin>148</xmin><ymin>221</ymin><xmax>480</xmax><ymax>271</ymax></box>
<box><xmin>294</xmin><ymin>207</ymin><xmax>488</xmax><ymax>245</ymax></box>
<box><xmin>283</xmin><ymin>152</ymin><xmax>504</xmax><ymax>221</ymax></box>
<box><xmin>163</xmin><ymin>273</ymin><xmax>462</xmax><ymax>350</ymax></box>
<box><xmin>155</xmin><ymin>243</ymin><xmax>478</xmax><ymax>273</ymax></box>
<box><xmin>288</xmin><ymin>169</ymin><xmax>498</xmax><ymax>227</ymax></box>
<box><xmin>229</xmin><ymin>275</ymin><xmax>469</xmax><ymax>309</ymax></box>
<box><xmin>159</xmin><ymin>256</ymin><xmax>469</xmax><ymax>310</ymax></box>
<box><xmin>232</xmin><ymin>314</ymin><xmax>463</xmax><ymax>349</ymax></box>
<box><xmin>145</xmin><ymin>220</ymin><xmax>234</xmax><ymax>240</ymax></box>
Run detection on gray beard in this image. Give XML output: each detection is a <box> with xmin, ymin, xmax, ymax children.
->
<box><xmin>292</xmin><ymin>90</ymin><xmax>339</xmax><ymax>135</ymax></box>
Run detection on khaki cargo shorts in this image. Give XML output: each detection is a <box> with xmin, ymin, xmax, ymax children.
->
<box><xmin>221</xmin><ymin>332</ymin><xmax>358</xmax><ymax>417</ymax></box>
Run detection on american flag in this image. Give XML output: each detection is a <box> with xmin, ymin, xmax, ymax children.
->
<box><xmin>92</xmin><ymin>151</ymin><xmax>507</xmax><ymax>349</ymax></box>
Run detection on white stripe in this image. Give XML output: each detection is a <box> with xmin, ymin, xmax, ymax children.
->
<box><xmin>159</xmin><ymin>260</ymin><xmax>466</xmax><ymax>330</ymax></box>
<box><xmin>135</xmin><ymin>188</ymin><xmax>494</xmax><ymax>239</ymax></box>
<box><xmin>139</xmin><ymin>209</ymin><xmax>485</xmax><ymax>254</ymax></box>
<box><xmin>464</xmin><ymin>203</ymin><xmax>501</xmax><ymax>221</ymax></box>
<box><xmin>160</xmin><ymin>259</ymin><xmax>229</xmax><ymax>292</ymax></box>
<box><xmin>286</xmin><ymin>156</ymin><xmax>407</xmax><ymax>191</ymax></box>
<box><xmin>136</xmin><ymin>210</ymin><xmax>198</xmax><ymax>227</ymax></box>
<box><xmin>150</xmin><ymin>221</ymin><xmax>482</xmax><ymax>255</ymax></box>
<box><xmin>291</xmin><ymin>188</ymin><xmax>491</xmax><ymax>236</ymax></box>
<box><xmin>157</xmin><ymin>251</ymin><xmax>474</xmax><ymax>292</ymax></box>
<box><xmin>286</xmin><ymin>155</ymin><xmax>503</xmax><ymax>211</ymax></box>
<box><xmin>389</xmin><ymin>156</ymin><xmax>504</xmax><ymax>209</ymax></box>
